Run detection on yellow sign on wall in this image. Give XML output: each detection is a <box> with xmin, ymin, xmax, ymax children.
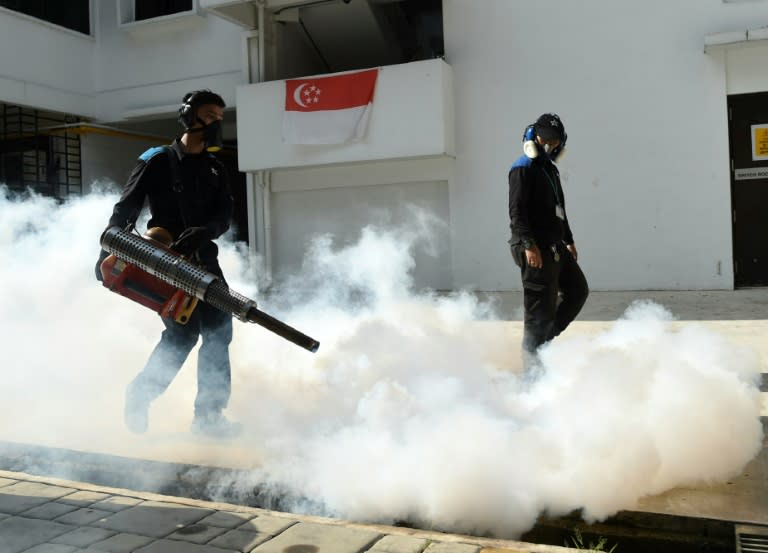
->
<box><xmin>753</xmin><ymin>124</ymin><xmax>768</xmax><ymax>161</ymax></box>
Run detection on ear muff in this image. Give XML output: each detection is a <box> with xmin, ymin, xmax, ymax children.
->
<box><xmin>178</xmin><ymin>92</ymin><xmax>197</xmax><ymax>129</ymax></box>
<box><xmin>522</xmin><ymin>125</ymin><xmax>538</xmax><ymax>159</ymax></box>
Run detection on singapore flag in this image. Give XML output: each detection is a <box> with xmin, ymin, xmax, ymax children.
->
<box><xmin>283</xmin><ymin>68</ymin><xmax>379</xmax><ymax>145</ymax></box>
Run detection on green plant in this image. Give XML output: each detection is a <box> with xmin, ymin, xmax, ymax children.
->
<box><xmin>566</xmin><ymin>527</ymin><xmax>618</xmax><ymax>552</ymax></box>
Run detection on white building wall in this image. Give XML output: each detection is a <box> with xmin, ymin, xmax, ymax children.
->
<box><xmin>93</xmin><ymin>0</ymin><xmax>247</xmax><ymax>122</ymax></box>
<box><xmin>724</xmin><ymin>44</ymin><xmax>768</xmax><ymax>94</ymax></box>
<box><xmin>0</xmin><ymin>7</ymin><xmax>95</xmax><ymax>116</ymax></box>
<box><xmin>2</xmin><ymin>0</ymin><xmax>768</xmax><ymax>291</ymax></box>
<box><xmin>443</xmin><ymin>0</ymin><xmax>766</xmax><ymax>291</ymax></box>
<box><xmin>0</xmin><ymin>2</ymin><xmax>247</xmax><ymax>121</ymax></box>
<box><xmin>80</xmin><ymin>133</ymin><xmax>166</xmax><ymax>193</ymax></box>
<box><xmin>269</xmin><ymin>158</ymin><xmax>454</xmax><ymax>291</ymax></box>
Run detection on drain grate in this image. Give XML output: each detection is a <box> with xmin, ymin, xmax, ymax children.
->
<box><xmin>736</xmin><ymin>524</ymin><xmax>768</xmax><ymax>553</ymax></box>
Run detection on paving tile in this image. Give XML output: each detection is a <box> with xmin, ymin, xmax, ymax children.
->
<box><xmin>134</xmin><ymin>538</ymin><xmax>238</xmax><ymax>552</ymax></box>
<box><xmin>0</xmin><ymin>481</ymin><xmax>75</xmax><ymax>514</ymax></box>
<box><xmin>167</xmin><ymin>522</ymin><xmax>228</xmax><ymax>544</ymax></box>
<box><xmin>85</xmin><ymin>532</ymin><xmax>154</xmax><ymax>552</ymax></box>
<box><xmin>54</xmin><ymin>507</ymin><xmax>114</xmax><ymax>525</ymax></box>
<box><xmin>208</xmin><ymin>528</ymin><xmax>272</xmax><ymax>552</ymax></box>
<box><xmin>424</xmin><ymin>543</ymin><xmax>481</xmax><ymax>553</ymax></box>
<box><xmin>252</xmin><ymin>521</ymin><xmax>381</xmax><ymax>553</ymax></box>
<box><xmin>21</xmin><ymin>501</ymin><xmax>79</xmax><ymax>520</ymax></box>
<box><xmin>0</xmin><ymin>515</ymin><xmax>75</xmax><ymax>553</ymax></box>
<box><xmin>21</xmin><ymin>545</ymin><xmax>78</xmax><ymax>553</ymax></box>
<box><xmin>89</xmin><ymin>495</ymin><xmax>143</xmax><ymax>512</ymax></box>
<box><xmin>236</xmin><ymin>513</ymin><xmax>298</xmax><ymax>535</ymax></box>
<box><xmin>199</xmin><ymin>510</ymin><xmax>257</xmax><ymax>529</ymax></box>
<box><xmin>59</xmin><ymin>490</ymin><xmax>112</xmax><ymax>507</ymax></box>
<box><xmin>92</xmin><ymin>500</ymin><xmax>214</xmax><ymax>538</ymax></box>
<box><xmin>51</xmin><ymin>526</ymin><xmax>117</xmax><ymax>547</ymax></box>
<box><xmin>0</xmin><ymin>477</ymin><xmax>18</xmax><ymax>488</ymax></box>
<box><xmin>369</xmin><ymin>534</ymin><xmax>429</xmax><ymax>553</ymax></box>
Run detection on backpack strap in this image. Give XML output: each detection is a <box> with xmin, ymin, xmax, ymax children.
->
<box><xmin>138</xmin><ymin>145</ymin><xmax>182</xmax><ymax>192</ymax></box>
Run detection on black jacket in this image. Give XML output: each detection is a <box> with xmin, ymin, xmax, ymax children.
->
<box><xmin>107</xmin><ymin>140</ymin><xmax>232</xmax><ymax>270</ymax></box>
<box><xmin>508</xmin><ymin>153</ymin><xmax>574</xmax><ymax>249</ymax></box>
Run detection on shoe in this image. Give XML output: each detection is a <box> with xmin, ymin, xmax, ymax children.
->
<box><xmin>124</xmin><ymin>390</ymin><xmax>149</xmax><ymax>434</ymax></box>
<box><xmin>191</xmin><ymin>412</ymin><xmax>242</xmax><ymax>439</ymax></box>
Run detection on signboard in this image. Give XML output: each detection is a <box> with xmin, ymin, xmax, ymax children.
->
<box><xmin>735</xmin><ymin>167</ymin><xmax>768</xmax><ymax>181</ymax></box>
<box><xmin>752</xmin><ymin>124</ymin><xmax>768</xmax><ymax>161</ymax></box>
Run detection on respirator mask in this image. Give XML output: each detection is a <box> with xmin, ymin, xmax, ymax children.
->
<box><xmin>196</xmin><ymin>118</ymin><xmax>223</xmax><ymax>153</ymax></box>
<box><xmin>523</xmin><ymin>113</ymin><xmax>568</xmax><ymax>162</ymax></box>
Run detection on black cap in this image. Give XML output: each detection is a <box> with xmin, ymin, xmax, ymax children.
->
<box><xmin>534</xmin><ymin>113</ymin><xmax>564</xmax><ymax>140</ymax></box>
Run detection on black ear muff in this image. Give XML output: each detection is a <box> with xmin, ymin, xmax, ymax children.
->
<box><xmin>178</xmin><ymin>92</ymin><xmax>197</xmax><ymax>129</ymax></box>
<box><xmin>522</xmin><ymin>125</ymin><xmax>538</xmax><ymax>159</ymax></box>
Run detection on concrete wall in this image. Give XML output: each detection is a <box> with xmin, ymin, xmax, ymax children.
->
<box><xmin>724</xmin><ymin>43</ymin><xmax>768</xmax><ymax>94</ymax></box>
<box><xmin>3</xmin><ymin>0</ymin><xmax>768</xmax><ymax>291</ymax></box>
<box><xmin>0</xmin><ymin>1</ymin><xmax>246</xmax><ymax>121</ymax></box>
<box><xmin>443</xmin><ymin>0</ymin><xmax>767</xmax><ymax>291</ymax></box>
<box><xmin>237</xmin><ymin>59</ymin><xmax>454</xmax><ymax>171</ymax></box>
<box><xmin>269</xmin><ymin>157</ymin><xmax>454</xmax><ymax>291</ymax></box>
<box><xmin>93</xmin><ymin>0</ymin><xmax>246</xmax><ymax>122</ymax></box>
<box><xmin>80</xmin><ymin>132</ymin><xmax>166</xmax><ymax>194</ymax></box>
<box><xmin>0</xmin><ymin>7</ymin><xmax>95</xmax><ymax>116</ymax></box>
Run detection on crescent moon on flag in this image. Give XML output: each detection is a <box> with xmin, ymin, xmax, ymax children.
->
<box><xmin>293</xmin><ymin>83</ymin><xmax>308</xmax><ymax>108</ymax></box>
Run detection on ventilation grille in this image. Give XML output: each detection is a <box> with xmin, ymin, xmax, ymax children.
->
<box><xmin>736</xmin><ymin>524</ymin><xmax>768</xmax><ymax>553</ymax></box>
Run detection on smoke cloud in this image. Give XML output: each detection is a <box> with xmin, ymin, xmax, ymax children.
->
<box><xmin>0</xmin><ymin>184</ymin><xmax>762</xmax><ymax>538</ymax></box>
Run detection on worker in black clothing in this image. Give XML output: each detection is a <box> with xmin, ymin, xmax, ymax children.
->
<box><xmin>95</xmin><ymin>89</ymin><xmax>241</xmax><ymax>438</ymax></box>
<box><xmin>508</xmin><ymin>113</ymin><xmax>588</xmax><ymax>368</ymax></box>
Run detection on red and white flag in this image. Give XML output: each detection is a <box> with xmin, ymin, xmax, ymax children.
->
<box><xmin>283</xmin><ymin>68</ymin><xmax>379</xmax><ymax>145</ymax></box>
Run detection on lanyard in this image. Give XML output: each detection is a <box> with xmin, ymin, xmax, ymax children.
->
<box><xmin>541</xmin><ymin>166</ymin><xmax>561</xmax><ymax>205</ymax></box>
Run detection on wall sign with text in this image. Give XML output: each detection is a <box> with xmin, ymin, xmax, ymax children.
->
<box><xmin>752</xmin><ymin>124</ymin><xmax>768</xmax><ymax>161</ymax></box>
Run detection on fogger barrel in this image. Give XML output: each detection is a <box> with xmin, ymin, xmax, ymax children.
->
<box><xmin>100</xmin><ymin>226</ymin><xmax>320</xmax><ymax>353</ymax></box>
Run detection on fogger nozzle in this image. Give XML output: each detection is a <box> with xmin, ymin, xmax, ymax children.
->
<box><xmin>100</xmin><ymin>226</ymin><xmax>319</xmax><ymax>353</ymax></box>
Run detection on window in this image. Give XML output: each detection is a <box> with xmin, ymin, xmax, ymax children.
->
<box><xmin>135</xmin><ymin>0</ymin><xmax>192</xmax><ymax>21</ymax></box>
<box><xmin>118</xmin><ymin>0</ymin><xmax>201</xmax><ymax>32</ymax></box>
<box><xmin>0</xmin><ymin>0</ymin><xmax>90</xmax><ymax>35</ymax></box>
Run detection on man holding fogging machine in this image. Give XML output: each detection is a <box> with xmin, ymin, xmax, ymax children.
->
<box><xmin>95</xmin><ymin>89</ymin><xmax>242</xmax><ymax>438</ymax></box>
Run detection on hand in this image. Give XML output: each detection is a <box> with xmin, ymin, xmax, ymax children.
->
<box><xmin>566</xmin><ymin>243</ymin><xmax>578</xmax><ymax>261</ymax></box>
<box><xmin>525</xmin><ymin>245</ymin><xmax>543</xmax><ymax>269</ymax></box>
<box><xmin>171</xmin><ymin>226</ymin><xmax>212</xmax><ymax>256</ymax></box>
<box><xmin>94</xmin><ymin>249</ymin><xmax>109</xmax><ymax>282</ymax></box>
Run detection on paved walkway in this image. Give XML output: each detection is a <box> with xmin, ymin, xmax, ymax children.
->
<box><xmin>0</xmin><ymin>469</ymin><xmax>573</xmax><ymax>553</ymax></box>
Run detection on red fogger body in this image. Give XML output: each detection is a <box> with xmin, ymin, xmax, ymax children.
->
<box><xmin>100</xmin><ymin>228</ymin><xmax>198</xmax><ymax>324</ymax></box>
<box><xmin>99</xmin><ymin>226</ymin><xmax>320</xmax><ymax>352</ymax></box>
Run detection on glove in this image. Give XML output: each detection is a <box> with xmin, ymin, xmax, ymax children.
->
<box><xmin>171</xmin><ymin>226</ymin><xmax>213</xmax><ymax>256</ymax></box>
<box><xmin>94</xmin><ymin>249</ymin><xmax>109</xmax><ymax>282</ymax></box>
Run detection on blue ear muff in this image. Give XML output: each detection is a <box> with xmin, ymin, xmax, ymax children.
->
<box><xmin>522</xmin><ymin>125</ymin><xmax>538</xmax><ymax>159</ymax></box>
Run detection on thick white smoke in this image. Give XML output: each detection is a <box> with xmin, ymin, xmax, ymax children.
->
<box><xmin>0</xmin><ymin>184</ymin><xmax>763</xmax><ymax>538</ymax></box>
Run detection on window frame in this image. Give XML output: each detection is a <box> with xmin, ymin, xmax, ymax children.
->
<box><xmin>0</xmin><ymin>0</ymin><xmax>93</xmax><ymax>37</ymax></box>
<box><xmin>117</xmin><ymin>0</ymin><xmax>201</xmax><ymax>27</ymax></box>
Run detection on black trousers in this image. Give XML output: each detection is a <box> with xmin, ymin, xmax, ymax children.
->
<box><xmin>511</xmin><ymin>242</ymin><xmax>589</xmax><ymax>358</ymax></box>
<box><xmin>127</xmin><ymin>300</ymin><xmax>233</xmax><ymax>418</ymax></box>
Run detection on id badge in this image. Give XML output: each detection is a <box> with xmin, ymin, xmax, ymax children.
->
<box><xmin>555</xmin><ymin>205</ymin><xmax>565</xmax><ymax>220</ymax></box>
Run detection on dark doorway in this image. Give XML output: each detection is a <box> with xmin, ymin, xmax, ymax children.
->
<box><xmin>728</xmin><ymin>92</ymin><xmax>768</xmax><ymax>287</ymax></box>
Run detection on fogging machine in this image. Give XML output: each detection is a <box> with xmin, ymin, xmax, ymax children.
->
<box><xmin>99</xmin><ymin>226</ymin><xmax>319</xmax><ymax>353</ymax></box>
